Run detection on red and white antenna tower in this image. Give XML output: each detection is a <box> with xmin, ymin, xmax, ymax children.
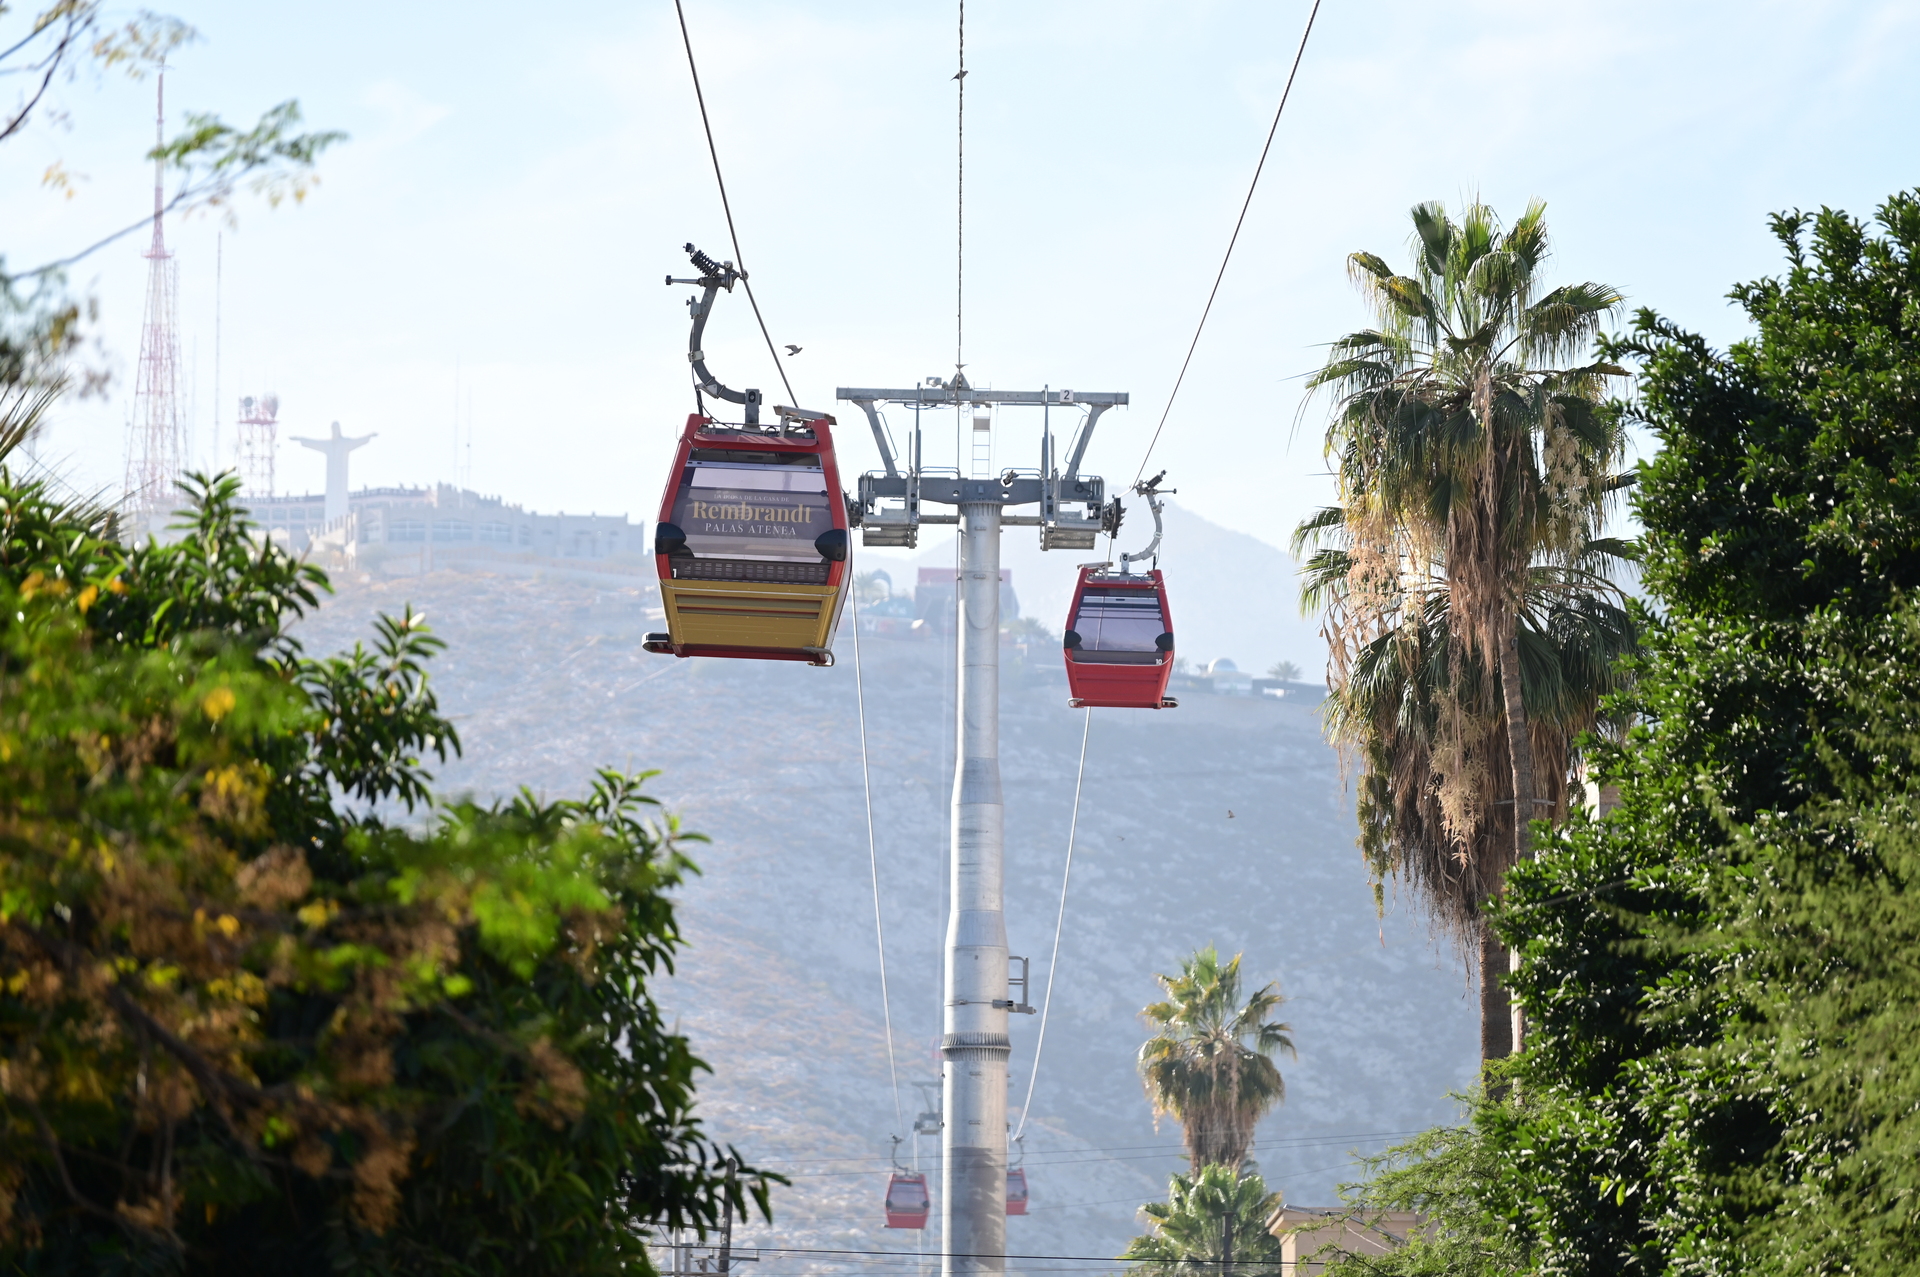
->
<box><xmin>123</xmin><ymin>68</ymin><xmax>184</xmax><ymax>511</ymax></box>
<box><xmin>236</xmin><ymin>393</ymin><xmax>280</xmax><ymax>496</ymax></box>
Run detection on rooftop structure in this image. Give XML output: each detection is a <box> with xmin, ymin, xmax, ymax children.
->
<box><xmin>240</xmin><ymin>484</ymin><xmax>642</xmax><ymax>570</ymax></box>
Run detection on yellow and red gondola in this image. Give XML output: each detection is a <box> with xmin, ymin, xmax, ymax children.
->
<box><xmin>643</xmin><ymin>243</ymin><xmax>852</xmax><ymax>664</ymax></box>
<box><xmin>645</xmin><ymin>411</ymin><xmax>850</xmax><ymax>663</ymax></box>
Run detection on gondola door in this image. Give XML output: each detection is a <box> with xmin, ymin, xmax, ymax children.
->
<box><xmin>644</xmin><ymin>411</ymin><xmax>851</xmax><ymax>665</ymax></box>
<box><xmin>1062</xmin><ymin>567</ymin><xmax>1176</xmax><ymax>709</ymax></box>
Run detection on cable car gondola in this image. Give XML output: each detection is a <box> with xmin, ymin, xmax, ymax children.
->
<box><xmin>643</xmin><ymin>244</ymin><xmax>852</xmax><ymax>665</ymax></box>
<box><xmin>884</xmin><ymin>1171</ymin><xmax>930</xmax><ymax>1229</ymax></box>
<box><xmin>1005</xmin><ymin>1167</ymin><xmax>1028</xmax><ymax>1216</ymax></box>
<box><xmin>1063</xmin><ymin>475</ymin><xmax>1178</xmax><ymax>709</ymax></box>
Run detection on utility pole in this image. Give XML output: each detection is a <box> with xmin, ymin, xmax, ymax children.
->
<box><xmin>838</xmin><ymin>379</ymin><xmax>1127</xmax><ymax>1277</ymax></box>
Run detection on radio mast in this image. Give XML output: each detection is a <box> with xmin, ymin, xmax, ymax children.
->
<box><xmin>123</xmin><ymin>68</ymin><xmax>185</xmax><ymax>513</ymax></box>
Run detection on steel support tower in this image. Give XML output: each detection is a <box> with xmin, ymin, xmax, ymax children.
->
<box><xmin>125</xmin><ymin>70</ymin><xmax>184</xmax><ymax>512</ymax></box>
<box><xmin>837</xmin><ymin>379</ymin><xmax>1128</xmax><ymax>1277</ymax></box>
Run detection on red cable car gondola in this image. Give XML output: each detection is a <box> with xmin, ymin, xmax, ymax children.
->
<box><xmin>1062</xmin><ymin>475</ymin><xmax>1177</xmax><ymax>710</ymax></box>
<box><xmin>643</xmin><ymin>245</ymin><xmax>851</xmax><ymax>665</ymax></box>
<box><xmin>1005</xmin><ymin>1167</ymin><xmax>1029</xmax><ymax>1216</ymax></box>
<box><xmin>884</xmin><ymin>1171</ymin><xmax>930</xmax><ymax>1229</ymax></box>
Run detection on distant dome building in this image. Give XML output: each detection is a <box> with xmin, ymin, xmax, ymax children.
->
<box><xmin>1205</xmin><ymin>657</ymin><xmax>1254</xmax><ymax>696</ymax></box>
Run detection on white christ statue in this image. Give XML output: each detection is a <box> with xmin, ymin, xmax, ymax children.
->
<box><xmin>292</xmin><ymin>422</ymin><xmax>375</xmax><ymax>524</ymax></box>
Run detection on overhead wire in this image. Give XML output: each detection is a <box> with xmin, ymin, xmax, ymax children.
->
<box><xmin>848</xmin><ymin>586</ymin><xmax>905</xmax><ymax>1133</ymax></box>
<box><xmin>671</xmin><ymin>0</ymin><xmax>798</xmax><ymax>407</ymax></box>
<box><xmin>1012</xmin><ymin>706</ymin><xmax>1092</xmax><ymax>1142</ymax></box>
<box><xmin>1132</xmin><ymin>0</ymin><xmax>1324</xmax><ymax>485</ymax></box>
<box><xmin>955</xmin><ymin>0</ymin><xmax>965</xmax><ymax>373</ymax></box>
<box><xmin>764</xmin><ymin>1129</ymin><xmax>1423</xmax><ymax>1178</ymax></box>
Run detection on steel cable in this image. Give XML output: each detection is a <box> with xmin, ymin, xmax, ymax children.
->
<box><xmin>1133</xmin><ymin>0</ymin><xmax>1324</xmax><ymax>484</ymax></box>
<box><xmin>1012</xmin><ymin>705</ymin><xmax>1092</xmax><ymax>1142</ymax></box>
<box><xmin>671</xmin><ymin>0</ymin><xmax>798</xmax><ymax>407</ymax></box>
<box><xmin>849</xmin><ymin>587</ymin><xmax>905</xmax><ymax>1132</ymax></box>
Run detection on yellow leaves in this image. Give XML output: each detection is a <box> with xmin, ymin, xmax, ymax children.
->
<box><xmin>204</xmin><ymin>971</ymin><xmax>268</xmax><ymax>1007</ymax></box>
<box><xmin>296</xmin><ymin>899</ymin><xmax>339</xmax><ymax>929</ymax></box>
<box><xmin>4</xmin><ymin>963</ymin><xmax>63</xmax><ymax>1004</ymax></box>
<box><xmin>199</xmin><ymin>761</ymin><xmax>269</xmax><ymax>834</ymax></box>
<box><xmin>201</xmin><ymin>684</ymin><xmax>238</xmax><ymax>722</ymax></box>
<box><xmin>76</xmin><ymin>584</ymin><xmax>98</xmax><ymax>614</ymax></box>
<box><xmin>193</xmin><ymin>907</ymin><xmax>242</xmax><ymax>940</ymax></box>
<box><xmin>18</xmin><ymin>571</ymin><xmax>69</xmax><ymax>602</ymax></box>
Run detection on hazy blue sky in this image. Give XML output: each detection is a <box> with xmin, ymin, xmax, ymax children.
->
<box><xmin>6</xmin><ymin>0</ymin><xmax>1918</xmax><ymax>556</ymax></box>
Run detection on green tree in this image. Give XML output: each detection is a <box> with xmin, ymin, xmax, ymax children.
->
<box><xmin>0</xmin><ymin>437</ymin><xmax>766</xmax><ymax>1269</ymax></box>
<box><xmin>1315</xmin><ymin>1119</ymin><xmax>1524</xmax><ymax>1277</ymax></box>
<box><xmin>1356</xmin><ymin>190</ymin><xmax>1920</xmax><ymax>1276</ymax></box>
<box><xmin>1138</xmin><ymin>948</ymin><xmax>1294</xmax><ymax>1170</ymax></box>
<box><xmin>1265</xmin><ymin>660</ymin><xmax>1303</xmax><ymax>683</ymax></box>
<box><xmin>1122</xmin><ymin>1163</ymin><xmax>1283</xmax><ymax>1277</ymax></box>
<box><xmin>1299</xmin><ymin>199</ymin><xmax>1632</xmax><ymax>1059</ymax></box>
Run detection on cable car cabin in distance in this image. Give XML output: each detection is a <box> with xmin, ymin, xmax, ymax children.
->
<box><xmin>884</xmin><ymin>1171</ymin><xmax>930</xmax><ymax>1229</ymax></box>
<box><xmin>1005</xmin><ymin>1167</ymin><xmax>1028</xmax><ymax>1216</ymax></box>
<box><xmin>643</xmin><ymin>411</ymin><xmax>852</xmax><ymax>665</ymax></box>
<box><xmin>1062</xmin><ymin>566</ymin><xmax>1177</xmax><ymax>709</ymax></box>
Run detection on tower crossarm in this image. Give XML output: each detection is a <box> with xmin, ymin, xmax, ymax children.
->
<box><xmin>837</xmin><ymin>386</ymin><xmax>1123</xmax><ymax>550</ymax></box>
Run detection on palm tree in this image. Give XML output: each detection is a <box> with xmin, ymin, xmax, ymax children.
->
<box><xmin>1300</xmin><ymin>199</ymin><xmax>1632</xmax><ymax>1058</ymax></box>
<box><xmin>1122</xmin><ymin>1163</ymin><xmax>1284</xmax><ymax>1277</ymax></box>
<box><xmin>1295</xmin><ymin>517</ymin><xmax>1636</xmax><ymax>1056</ymax></box>
<box><xmin>1139</xmin><ymin>948</ymin><xmax>1295</xmax><ymax>1170</ymax></box>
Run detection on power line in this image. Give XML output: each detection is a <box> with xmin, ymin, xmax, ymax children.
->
<box><xmin>1133</xmin><ymin>0</ymin><xmax>1324</xmax><ymax>485</ymax></box>
<box><xmin>747</xmin><ymin>1125</ymin><xmax>1432</xmax><ymax>1164</ymax></box>
<box><xmin>955</xmin><ymin>0</ymin><xmax>965</xmax><ymax>373</ymax></box>
<box><xmin>671</xmin><ymin>0</ymin><xmax>797</xmax><ymax>407</ymax></box>
<box><xmin>753</xmin><ymin>1129</ymin><xmax>1432</xmax><ymax>1177</ymax></box>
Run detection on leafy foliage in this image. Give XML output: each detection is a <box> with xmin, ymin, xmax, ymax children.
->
<box><xmin>1121</xmin><ymin>1163</ymin><xmax>1283</xmax><ymax>1277</ymax></box>
<box><xmin>1316</xmin><ymin>1117</ymin><xmax>1526</xmax><ymax>1277</ymax></box>
<box><xmin>1359</xmin><ymin>191</ymin><xmax>1920</xmax><ymax>1276</ymax></box>
<box><xmin>1138</xmin><ymin>948</ymin><xmax>1294</xmax><ymax>1170</ymax></box>
<box><xmin>1298</xmin><ymin>200</ymin><xmax>1633</xmax><ymax>983</ymax></box>
<box><xmin>0</xmin><ymin>460</ymin><xmax>764</xmax><ymax>1271</ymax></box>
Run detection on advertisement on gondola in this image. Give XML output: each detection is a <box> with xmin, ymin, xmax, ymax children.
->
<box><xmin>671</xmin><ymin>461</ymin><xmax>831</xmax><ymax>561</ymax></box>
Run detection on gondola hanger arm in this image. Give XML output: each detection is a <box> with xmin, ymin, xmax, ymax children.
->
<box><xmin>670</xmin><ymin>241</ymin><xmax>765</xmax><ymax>424</ymax></box>
<box><xmin>1118</xmin><ymin>472</ymin><xmax>1175</xmax><ymax>573</ymax></box>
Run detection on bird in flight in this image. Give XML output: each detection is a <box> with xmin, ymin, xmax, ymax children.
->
<box><xmin>784</xmin><ymin>344</ymin><xmax>802</xmax><ymax>356</ymax></box>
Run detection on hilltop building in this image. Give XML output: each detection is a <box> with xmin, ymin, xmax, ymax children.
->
<box><xmin>214</xmin><ymin>422</ymin><xmax>641</xmax><ymax>572</ymax></box>
<box><xmin>241</xmin><ymin>485</ymin><xmax>643</xmax><ymax>571</ymax></box>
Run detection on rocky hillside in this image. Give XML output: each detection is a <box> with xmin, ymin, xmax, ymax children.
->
<box><xmin>293</xmin><ymin>565</ymin><xmax>1478</xmax><ymax>1274</ymax></box>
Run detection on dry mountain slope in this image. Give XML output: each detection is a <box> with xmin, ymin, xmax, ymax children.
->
<box><xmin>292</xmin><ymin>563</ymin><xmax>1474</xmax><ymax>1273</ymax></box>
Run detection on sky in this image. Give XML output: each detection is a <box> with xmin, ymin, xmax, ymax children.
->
<box><xmin>5</xmin><ymin>0</ymin><xmax>1919</xmax><ymax>561</ymax></box>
